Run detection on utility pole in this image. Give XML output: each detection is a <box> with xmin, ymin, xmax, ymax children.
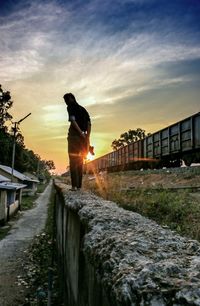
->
<box><xmin>11</xmin><ymin>113</ymin><xmax>31</xmax><ymax>181</ymax></box>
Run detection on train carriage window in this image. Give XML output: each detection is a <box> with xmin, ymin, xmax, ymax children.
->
<box><xmin>133</xmin><ymin>142</ymin><xmax>139</xmax><ymax>158</ymax></box>
<box><xmin>154</xmin><ymin>133</ymin><xmax>160</xmax><ymax>142</ymax></box>
<box><xmin>194</xmin><ymin>116</ymin><xmax>200</xmax><ymax>147</ymax></box>
<box><xmin>128</xmin><ymin>143</ymin><xmax>133</xmax><ymax>162</ymax></box>
<box><xmin>103</xmin><ymin>156</ymin><xmax>107</xmax><ymax>169</ymax></box>
<box><xmin>161</xmin><ymin>129</ymin><xmax>169</xmax><ymax>139</ymax></box>
<box><xmin>161</xmin><ymin>138</ymin><xmax>169</xmax><ymax>155</ymax></box>
<box><xmin>121</xmin><ymin>147</ymin><xmax>126</xmax><ymax>165</ymax></box>
<box><xmin>116</xmin><ymin>150</ymin><xmax>119</xmax><ymax>165</ymax></box>
<box><xmin>154</xmin><ymin>140</ymin><xmax>161</xmax><ymax>156</ymax></box>
<box><xmin>147</xmin><ymin>145</ymin><xmax>153</xmax><ymax>157</ymax></box>
<box><xmin>171</xmin><ymin>124</ymin><xmax>179</xmax><ymax>135</ymax></box>
<box><xmin>170</xmin><ymin>135</ymin><xmax>179</xmax><ymax>151</ymax></box>
<box><xmin>182</xmin><ymin>140</ymin><xmax>192</xmax><ymax>149</ymax></box>
<box><xmin>181</xmin><ymin>130</ymin><xmax>192</xmax><ymax>150</ymax></box>
<box><xmin>125</xmin><ymin>146</ymin><xmax>128</xmax><ymax>164</ymax></box>
<box><xmin>181</xmin><ymin>119</ymin><xmax>191</xmax><ymax>131</ymax></box>
<box><xmin>147</xmin><ymin>136</ymin><xmax>153</xmax><ymax>144</ymax></box>
<box><xmin>108</xmin><ymin>153</ymin><xmax>112</xmax><ymax>167</ymax></box>
<box><xmin>113</xmin><ymin>151</ymin><xmax>117</xmax><ymax>166</ymax></box>
<box><xmin>109</xmin><ymin>153</ymin><xmax>112</xmax><ymax>167</ymax></box>
<box><xmin>146</xmin><ymin>135</ymin><xmax>153</xmax><ymax>157</ymax></box>
<box><xmin>129</xmin><ymin>143</ymin><xmax>133</xmax><ymax>159</ymax></box>
<box><xmin>112</xmin><ymin>151</ymin><xmax>115</xmax><ymax>166</ymax></box>
<box><xmin>182</xmin><ymin>131</ymin><xmax>191</xmax><ymax>141</ymax></box>
<box><xmin>118</xmin><ymin>148</ymin><xmax>122</xmax><ymax>165</ymax></box>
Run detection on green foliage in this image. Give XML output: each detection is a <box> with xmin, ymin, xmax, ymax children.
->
<box><xmin>0</xmin><ymin>224</ymin><xmax>11</xmax><ymax>240</ymax></box>
<box><xmin>115</xmin><ymin>189</ymin><xmax>200</xmax><ymax>240</ymax></box>
<box><xmin>20</xmin><ymin>184</ymin><xmax>48</xmax><ymax>210</ymax></box>
<box><xmin>0</xmin><ymin>84</ymin><xmax>13</xmax><ymax>129</ymax></box>
<box><xmin>21</xmin><ymin>195</ymin><xmax>38</xmax><ymax>210</ymax></box>
<box><xmin>0</xmin><ymin>130</ymin><xmax>12</xmax><ymax>165</ymax></box>
<box><xmin>111</xmin><ymin>128</ymin><xmax>148</xmax><ymax>150</ymax></box>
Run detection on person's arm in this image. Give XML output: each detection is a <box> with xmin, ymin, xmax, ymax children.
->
<box><xmin>70</xmin><ymin>119</ymin><xmax>86</xmax><ymax>139</ymax></box>
<box><xmin>87</xmin><ymin>121</ymin><xmax>91</xmax><ymax>137</ymax></box>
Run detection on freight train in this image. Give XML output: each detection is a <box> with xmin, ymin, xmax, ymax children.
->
<box><xmin>86</xmin><ymin>112</ymin><xmax>200</xmax><ymax>173</ymax></box>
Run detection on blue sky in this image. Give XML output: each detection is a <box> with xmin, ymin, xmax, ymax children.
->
<box><xmin>1</xmin><ymin>0</ymin><xmax>200</xmax><ymax>173</ymax></box>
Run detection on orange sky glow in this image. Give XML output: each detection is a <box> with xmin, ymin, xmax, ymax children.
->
<box><xmin>1</xmin><ymin>1</ymin><xmax>200</xmax><ymax>174</ymax></box>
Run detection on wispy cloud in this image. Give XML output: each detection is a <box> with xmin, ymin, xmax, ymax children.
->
<box><xmin>1</xmin><ymin>0</ymin><xmax>200</xmax><ymax>172</ymax></box>
<box><xmin>1</xmin><ymin>0</ymin><xmax>200</xmax><ymax>92</ymax></box>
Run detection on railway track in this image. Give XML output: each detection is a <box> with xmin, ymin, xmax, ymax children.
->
<box><xmin>123</xmin><ymin>185</ymin><xmax>200</xmax><ymax>191</ymax></box>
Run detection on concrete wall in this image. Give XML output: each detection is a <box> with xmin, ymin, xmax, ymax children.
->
<box><xmin>54</xmin><ymin>180</ymin><xmax>200</xmax><ymax>306</ymax></box>
<box><xmin>0</xmin><ymin>189</ymin><xmax>22</xmax><ymax>223</ymax></box>
<box><xmin>0</xmin><ymin>190</ymin><xmax>7</xmax><ymax>223</ymax></box>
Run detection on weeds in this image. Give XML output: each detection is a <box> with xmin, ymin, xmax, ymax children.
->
<box><xmin>21</xmin><ymin>187</ymin><xmax>63</xmax><ymax>306</ymax></box>
<box><xmin>21</xmin><ymin>183</ymin><xmax>48</xmax><ymax>210</ymax></box>
<box><xmin>83</xmin><ymin>171</ymin><xmax>200</xmax><ymax>242</ymax></box>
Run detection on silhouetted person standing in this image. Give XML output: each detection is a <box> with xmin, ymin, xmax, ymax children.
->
<box><xmin>63</xmin><ymin>93</ymin><xmax>91</xmax><ymax>190</ymax></box>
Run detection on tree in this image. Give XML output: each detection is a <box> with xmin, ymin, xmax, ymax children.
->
<box><xmin>0</xmin><ymin>85</ymin><xmax>55</xmax><ymax>176</ymax></box>
<box><xmin>0</xmin><ymin>85</ymin><xmax>13</xmax><ymax>165</ymax></box>
<box><xmin>0</xmin><ymin>130</ymin><xmax>12</xmax><ymax>165</ymax></box>
<box><xmin>0</xmin><ymin>84</ymin><xmax>13</xmax><ymax>130</ymax></box>
<box><xmin>111</xmin><ymin>128</ymin><xmax>148</xmax><ymax>150</ymax></box>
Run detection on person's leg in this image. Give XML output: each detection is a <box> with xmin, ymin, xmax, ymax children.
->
<box><xmin>68</xmin><ymin>137</ymin><xmax>80</xmax><ymax>189</ymax></box>
<box><xmin>69</xmin><ymin>154</ymin><xmax>78</xmax><ymax>189</ymax></box>
<box><xmin>76</xmin><ymin>156</ymin><xmax>83</xmax><ymax>189</ymax></box>
<box><xmin>76</xmin><ymin>138</ymin><xmax>87</xmax><ymax>189</ymax></box>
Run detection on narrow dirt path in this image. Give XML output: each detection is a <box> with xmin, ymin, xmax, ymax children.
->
<box><xmin>0</xmin><ymin>181</ymin><xmax>53</xmax><ymax>306</ymax></box>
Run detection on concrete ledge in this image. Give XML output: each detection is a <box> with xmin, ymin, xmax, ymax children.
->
<box><xmin>54</xmin><ymin>181</ymin><xmax>200</xmax><ymax>306</ymax></box>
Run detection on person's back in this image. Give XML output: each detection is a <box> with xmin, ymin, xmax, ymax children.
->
<box><xmin>67</xmin><ymin>103</ymin><xmax>90</xmax><ymax>136</ymax></box>
<box><xmin>63</xmin><ymin>93</ymin><xmax>91</xmax><ymax>190</ymax></box>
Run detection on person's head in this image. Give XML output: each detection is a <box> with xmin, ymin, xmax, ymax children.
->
<box><xmin>63</xmin><ymin>93</ymin><xmax>77</xmax><ymax>105</ymax></box>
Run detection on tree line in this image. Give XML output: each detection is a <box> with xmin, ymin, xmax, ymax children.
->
<box><xmin>0</xmin><ymin>84</ymin><xmax>55</xmax><ymax>177</ymax></box>
<box><xmin>111</xmin><ymin>128</ymin><xmax>150</xmax><ymax>150</ymax></box>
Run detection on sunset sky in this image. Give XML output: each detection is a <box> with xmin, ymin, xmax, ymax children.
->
<box><xmin>1</xmin><ymin>0</ymin><xmax>200</xmax><ymax>174</ymax></box>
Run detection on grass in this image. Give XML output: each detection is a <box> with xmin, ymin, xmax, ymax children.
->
<box><xmin>0</xmin><ymin>183</ymin><xmax>48</xmax><ymax>240</ymax></box>
<box><xmin>0</xmin><ymin>224</ymin><xmax>11</xmax><ymax>240</ymax></box>
<box><xmin>21</xmin><ymin>185</ymin><xmax>63</xmax><ymax>306</ymax></box>
<box><xmin>0</xmin><ymin>181</ymin><xmax>62</xmax><ymax>305</ymax></box>
<box><xmin>83</xmin><ymin>171</ymin><xmax>200</xmax><ymax>242</ymax></box>
<box><xmin>115</xmin><ymin>189</ymin><xmax>200</xmax><ymax>240</ymax></box>
<box><xmin>21</xmin><ymin>183</ymin><xmax>48</xmax><ymax>210</ymax></box>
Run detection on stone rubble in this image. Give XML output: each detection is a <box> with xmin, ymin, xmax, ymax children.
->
<box><xmin>60</xmin><ymin>184</ymin><xmax>200</xmax><ymax>305</ymax></box>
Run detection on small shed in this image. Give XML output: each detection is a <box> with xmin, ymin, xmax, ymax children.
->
<box><xmin>0</xmin><ymin>165</ymin><xmax>39</xmax><ymax>196</ymax></box>
<box><xmin>0</xmin><ymin>175</ymin><xmax>26</xmax><ymax>224</ymax></box>
<box><xmin>23</xmin><ymin>172</ymin><xmax>40</xmax><ymax>195</ymax></box>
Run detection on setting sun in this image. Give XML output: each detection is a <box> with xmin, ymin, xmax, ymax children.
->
<box><xmin>86</xmin><ymin>152</ymin><xmax>95</xmax><ymax>161</ymax></box>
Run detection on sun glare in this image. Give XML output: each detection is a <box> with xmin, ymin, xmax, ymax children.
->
<box><xmin>86</xmin><ymin>152</ymin><xmax>95</xmax><ymax>161</ymax></box>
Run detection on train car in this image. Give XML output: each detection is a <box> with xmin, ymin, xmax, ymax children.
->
<box><xmin>144</xmin><ymin>112</ymin><xmax>200</xmax><ymax>167</ymax></box>
<box><xmin>86</xmin><ymin>153</ymin><xmax>108</xmax><ymax>173</ymax></box>
<box><xmin>86</xmin><ymin>112</ymin><xmax>200</xmax><ymax>173</ymax></box>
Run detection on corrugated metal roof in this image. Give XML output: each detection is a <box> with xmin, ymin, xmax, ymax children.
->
<box><xmin>23</xmin><ymin>172</ymin><xmax>40</xmax><ymax>183</ymax></box>
<box><xmin>0</xmin><ymin>174</ymin><xmax>10</xmax><ymax>182</ymax></box>
<box><xmin>0</xmin><ymin>182</ymin><xmax>27</xmax><ymax>190</ymax></box>
<box><xmin>0</xmin><ymin>165</ymin><xmax>34</xmax><ymax>182</ymax></box>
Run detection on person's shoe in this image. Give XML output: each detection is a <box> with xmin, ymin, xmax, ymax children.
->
<box><xmin>69</xmin><ymin>187</ymin><xmax>77</xmax><ymax>191</ymax></box>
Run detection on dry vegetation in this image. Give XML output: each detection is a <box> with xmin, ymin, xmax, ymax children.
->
<box><xmin>81</xmin><ymin>167</ymin><xmax>200</xmax><ymax>241</ymax></box>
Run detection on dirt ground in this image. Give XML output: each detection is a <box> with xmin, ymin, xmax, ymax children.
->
<box><xmin>0</xmin><ymin>182</ymin><xmax>52</xmax><ymax>306</ymax></box>
<box><xmin>83</xmin><ymin>166</ymin><xmax>200</xmax><ymax>208</ymax></box>
<box><xmin>94</xmin><ymin>167</ymin><xmax>200</xmax><ymax>190</ymax></box>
